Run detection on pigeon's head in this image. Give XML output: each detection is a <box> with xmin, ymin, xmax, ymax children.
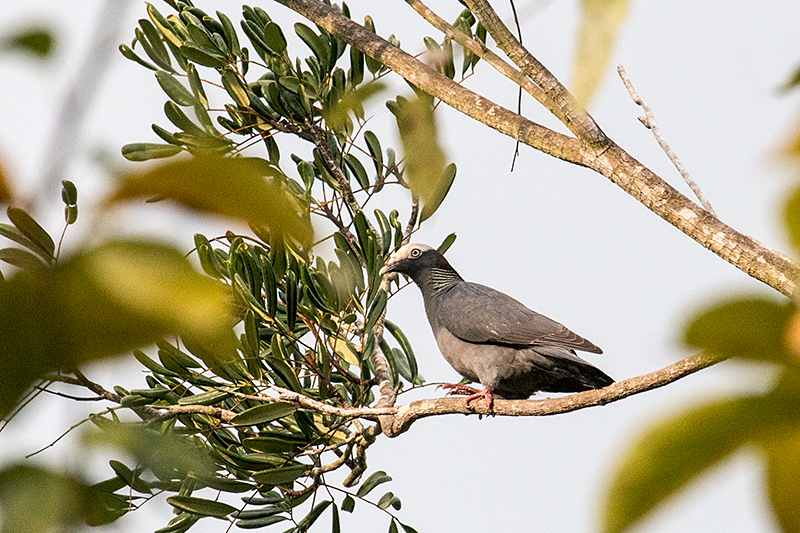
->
<box><xmin>379</xmin><ymin>243</ymin><xmax>454</xmax><ymax>279</ymax></box>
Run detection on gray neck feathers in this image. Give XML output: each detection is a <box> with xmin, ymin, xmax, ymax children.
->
<box><xmin>416</xmin><ymin>267</ymin><xmax>463</xmax><ymax>296</ymax></box>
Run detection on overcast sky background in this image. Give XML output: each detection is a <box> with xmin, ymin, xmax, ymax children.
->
<box><xmin>2</xmin><ymin>0</ymin><xmax>800</xmax><ymax>532</ymax></box>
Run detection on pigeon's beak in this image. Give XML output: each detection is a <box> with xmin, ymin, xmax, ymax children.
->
<box><xmin>379</xmin><ymin>254</ymin><xmax>402</xmax><ymax>276</ymax></box>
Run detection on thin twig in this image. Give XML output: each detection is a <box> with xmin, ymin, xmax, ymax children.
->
<box><xmin>617</xmin><ymin>65</ymin><xmax>716</xmax><ymax>216</ymax></box>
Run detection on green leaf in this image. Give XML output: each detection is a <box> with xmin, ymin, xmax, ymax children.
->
<box><xmin>262</xmin><ymin>22</ymin><xmax>287</xmax><ymax>53</ymax></box>
<box><xmin>231</xmin><ymin>402</ymin><xmax>297</xmax><ymax>426</ymax></box>
<box><xmin>571</xmin><ymin>0</ymin><xmax>628</xmax><ymax>108</ymax></box>
<box><xmin>341</xmin><ymin>495</ymin><xmax>355</xmax><ymax>513</ymax></box>
<box><xmin>1</xmin><ymin>28</ymin><xmax>54</xmax><ymax>57</ymax></box>
<box><xmin>0</xmin><ymin>247</ymin><xmax>46</xmax><ymax>270</ymax></box>
<box><xmin>7</xmin><ymin>207</ymin><xmax>55</xmax><ymax>261</ymax></box>
<box><xmin>437</xmin><ymin>232</ymin><xmax>457</xmax><ymax>254</ymax></box>
<box><xmin>0</xmin><ymin>465</ymin><xmax>113</xmax><ymax>533</ymax></box>
<box><xmin>252</xmin><ymin>464</ymin><xmax>309</xmax><ymax>486</ymax></box>
<box><xmin>155</xmin><ymin>70</ymin><xmax>196</xmax><ymax>106</ymax></box>
<box><xmin>391</xmin><ymin>97</ymin><xmax>454</xmax><ymax>221</ymax></box>
<box><xmin>177</xmin><ymin>389</ymin><xmax>230</xmax><ymax>405</ymax></box>
<box><xmin>602</xmin><ymin>392</ymin><xmax>800</xmax><ymax>533</ymax></box>
<box><xmin>108</xmin><ymin>155</ymin><xmax>313</xmax><ymax>249</ymax></box>
<box><xmin>236</xmin><ymin>515</ymin><xmax>288</xmax><ymax>529</ymax></box>
<box><xmin>765</xmin><ymin>427</ymin><xmax>800</xmax><ymax>533</ymax></box>
<box><xmin>684</xmin><ymin>298</ymin><xmax>795</xmax><ymax>363</ymax></box>
<box><xmin>294</xmin><ymin>23</ymin><xmax>329</xmax><ymax>67</ymax></box>
<box><xmin>167</xmin><ymin>496</ymin><xmax>237</xmax><ymax>518</ymax></box>
<box><xmin>356</xmin><ymin>470</ymin><xmax>392</xmax><ymax>497</ymax></box>
<box><xmin>121</xmin><ymin>143</ymin><xmax>183</xmax><ymax>162</ymax></box>
<box><xmin>119</xmin><ymin>43</ymin><xmax>158</xmax><ymax>71</ymax></box>
<box><xmin>784</xmin><ymin>187</ymin><xmax>800</xmax><ymax>252</ymax></box>
<box><xmin>297</xmin><ymin>500</ymin><xmax>332</xmax><ymax>531</ymax></box>
<box><xmin>363</xmin><ymin>131</ymin><xmax>383</xmax><ymax>175</ymax></box>
<box><xmin>61</xmin><ymin>180</ymin><xmax>77</xmax><ymax>206</ymax></box>
<box><xmin>243</xmin><ymin>436</ymin><xmax>301</xmax><ymax>454</ymax></box>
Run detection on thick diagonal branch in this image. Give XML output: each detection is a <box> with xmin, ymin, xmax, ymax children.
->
<box><xmin>273</xmin><ymin>0</ymin><xmax>800</xmax><ymax>297</ymax></box>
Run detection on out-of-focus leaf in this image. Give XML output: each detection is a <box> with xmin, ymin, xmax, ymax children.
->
<box><xmin>0</xmin><ymin>247</ymin><xmax>46</xmax><ymax>270</ymax></box>
<box><xmin>780</xmin><ymin>65</ymin><xmax>800</xmax><ymax>93</ymax></box>
<box><xmin>571</xmin><ymin>0</ymin><xmax>628</xmax><ymax>108</ymax></box>
<box><xmin>602</xmin><ymin>392</ymin><xmax>800</xmax><ymax>533</ymax></box>
<box><xmin>231</xmin><ymin>402</ymin><xmax>297</xmax><ymax>426</ymax></box>
<box><xmin>0</xmin><ymin>464</ymin><xmax>116</xmax><ymax>533</ymax></box>
<box><xmin>765</xmin><ymin>426</ymin><xmax>800</xmax><ymax>533</ymax></box>
<box><xmin>684</xmin><ymin>298</ymin><xmax>795</xmax><ymax>364</ymax></box>
<box><xmin>108</xmin><ymin>156</ymin><xmax>313</xmax><ymax>249</ymax></box>
<box><xmin>0</xmin><ymin>159</ymin><xmax>11</xmax><ymax>203</ymax></box>
<box><xmin>391</xmin><ymin>97</ymin><xmax>453</xmax><ymax>221</ymax></box>
<box><xmin>784</xmin><ymin>187</ymin><xmax>800</xmax><ymax>252</ymax></box>
<box><xmin>167</xmin><ymin>496</ymin><xmax>237</xmax><ymax>518</ymax></box>
<box><xmin>324</xmin><ymin>82</ymin><xmax>385</xmax><ymax>132</ymax></box>
<box><xmin>0</xmin><ymin>240</ymin><xmax>231</xmax><ymax>416</ymax></box>
<box><xmin>1</xmin><ymin>27</ymin><xmax>54</xmax><ymax>57</ymax></box>
<box><xmin>87</xmin><ymin>424</ymin><xmax>216</xmax><ymax>479</ymax></box>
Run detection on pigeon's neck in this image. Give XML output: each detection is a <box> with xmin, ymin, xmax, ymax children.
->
<box><xmin>415</xmin><ymin>267</ymin><xmax>463</xmax><ymax>296</ymax></box>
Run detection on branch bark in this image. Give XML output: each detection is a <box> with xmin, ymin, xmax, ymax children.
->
<box><xmin>273</xmin><ymin>0</ymin><xmax>799</xmax><ymax>297</ymax></box>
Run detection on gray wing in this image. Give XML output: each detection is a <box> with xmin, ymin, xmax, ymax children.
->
<box><xmin>436</xmin><ymin>282</ymin><xmax>602</xmax><ymax>354</ymax></box>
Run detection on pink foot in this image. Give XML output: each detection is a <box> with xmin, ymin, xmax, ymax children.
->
<box><xmin>439</xmin><ymin>383</ymin><xmax>480</xmax><ymax>396</ymax></box>
<box><xmin>439</xmin><ymin>384</ymin><xmax>493</xmax><ymax>410</ymax></box>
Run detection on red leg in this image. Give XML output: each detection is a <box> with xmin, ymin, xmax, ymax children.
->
<box><xmin>461</xmin><ymin>388</ymin><xmax>493</xmax><ymax>410</ymax></box>
<box><xmin>439</xmin><ymin>383</ymin><xmax>480</xmax><ymax>396</ymax></box>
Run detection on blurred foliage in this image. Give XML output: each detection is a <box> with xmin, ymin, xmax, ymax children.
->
<box><xmin>0</xmin><ymin>1</ymin><xmax>478</xmax><ymax>531</ymax></box>
<box><xmin>0</xmin><ymin>26</ymin><xmax>55</xmax><ymax>58</ymax></box>
<box><xmin>571</xmin><ymin>0</ymin><xmax>628</xmax><ymax>108</ymax></box>
<box><xmin>602</xmin><ymin>74</ymin><xmax>800</xmax><ymax>532</ymax></box>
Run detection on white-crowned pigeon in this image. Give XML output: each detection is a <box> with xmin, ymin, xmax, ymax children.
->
<box><xmin>380</xmin><ymin>243</ymin><xmax>613</xmax><ymax>409</ymax></box>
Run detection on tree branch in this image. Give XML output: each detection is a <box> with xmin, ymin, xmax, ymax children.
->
<box><xmin>617</xmin><ymin>65</ymin><xmax>716</xmax><ymax>216</ymax></box>
<box><xmin>273</xmin><ymin>0</ymin><xmax>800</xmax><ymax>297</ymax></box>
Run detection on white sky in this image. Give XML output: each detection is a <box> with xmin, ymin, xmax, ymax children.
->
<box><xmin>1</xmin><ymin>0</ymin><xmax>800</xmax><ymax>532</ymax></box>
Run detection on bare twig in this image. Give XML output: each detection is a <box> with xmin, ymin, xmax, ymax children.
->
<box><xmin>617</xmin><ymin>65</ymin><xmax>717</xmax><ymax>216</ymax></box>
<box><xmin>403</xmin><ymin>195</ymin><xmax>419</xmax><ymax>245</ymax></box>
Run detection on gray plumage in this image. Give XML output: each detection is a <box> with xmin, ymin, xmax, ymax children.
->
<box><xmin>380</xmin><ymin>243</ymin><xmax>613</xmax><ymax>405</ymax></box>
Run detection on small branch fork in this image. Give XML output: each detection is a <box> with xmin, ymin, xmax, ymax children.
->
<box><xmin>617</xmin><ymin>65</ymin><xmax>716</xmax><ymax>216</ymax></box>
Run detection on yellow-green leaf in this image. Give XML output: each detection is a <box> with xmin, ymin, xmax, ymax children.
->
<box><xmin>392</xmin><ymin>97</ymin><xmax>453</xmax><ymax>221</ymax></box>
<box><xmin>571</xmin><ymin>0</ymin><xmax>628</xmax><ymax>108</ymax></box>
<box><xmin>252</xmin><ymin>464</ymin><xmax>309</xmax><ymax>486</ymax></box>
<box><xmin>108</xmin><ymin>155</ymin><xmax>313</xmax><ymax>249</ymax></box>
<box><xmin>684</xmin><ymin>298</ymin><xmax>795</xmax><ymax>364</ymax></box>
<box><xmin>766</xmin><ymin>426</ymin><xmax>800</xmax><ymax>533</ymax></box>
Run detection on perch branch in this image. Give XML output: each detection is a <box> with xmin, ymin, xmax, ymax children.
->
<box><xmin>617</xmin><ymin>65</ymin><xmax>716</xmax><ymax>215</ymax></box>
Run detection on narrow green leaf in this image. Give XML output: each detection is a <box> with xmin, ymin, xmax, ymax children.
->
<box><xmin>236</xmin><ymin>515</ymin><xmax>288</xmax><ymax>529</ymax></box>
<box><xmin>166</xmin><ymin>496</ymin><xmax>237</xmax><ymax>518</ymax></box>
<box><xmin>156</xmin><ymin>70</ymin><xmax>196</xmax><ymax>106</ymax></box>
<box><xmin>363</xmin><ymin>131</ymin><xmax>383</xmax><ymax>175</ymax></box>
<box><xmin>294</xmin><ymin>23</ymin><xmax>329</xmax><ymax>67</ymax></box>
<box><xmin>251</xmin><ymin>464</ymin><xmax>309</xmax><ymax>486</ymax></box>
<box><xmin>262</xmin><ymin>22</ymin><xmax>287</xmax><ymax>53</ymax></box>
<box><xmin>0</xmin><ymin>247</ymin><xmax>46</xmax><ymax>270</ymax></box>
<box><xmin>243</xmin><ymin>436</ymin><xmax>301</xmax><ymax>454</ymax></box>
<box><xmin>331</xmin><ymin>502</ymin><xmax>341</xmax><ymax>533</ymax></box>
<box><xmin>119</xmin><ymin>44</ymin><xmax>158</xmax><ymax>70</ymax></box>
<box><xmin>177</xmin><ymin>389</ymin><xmax>230</xmax><ymax>405</ymax></box>
<box><xmin>7</xmin><ymin>207</ymin><xmax>55</xmax><ymax>261</ymax></box>
<box><xmin>221</xmin><ymin>69</ymin><xmax>250</xmax><ymax>107</ymax></box>
<box><xmin>231</xmin><ymin>402</ymin><xmax>297</xmax><ymax>426</ymax></box>
<box><xmin>437</xmin><ymin>232</ymin><xmax>457</xmax><ymax>254</ymax></box>
<box><xmin>356</xmin><ymin>470</ymin><xmax>392</xmax><ymax>498</ymax></box>
<box><xmin>121</xmin><ymin>143</ymin><xmax>183</xmax><ymax>162</ymax></box>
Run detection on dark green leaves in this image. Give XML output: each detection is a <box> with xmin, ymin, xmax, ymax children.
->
<box><xmin>252</xmin><ymin>464</ymin><xmax>309</xmax><ymax>486</ymax></box>
<box><xmin>356</xmin><ymin>470</ymin><xmax>392</xmax><ymax>497</ymax></box>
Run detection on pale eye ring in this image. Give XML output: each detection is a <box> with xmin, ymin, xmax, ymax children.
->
<box><xmin>410</xmin><ymin>248</ymin><xmax>421</xmax><ymax>257</ymax></box>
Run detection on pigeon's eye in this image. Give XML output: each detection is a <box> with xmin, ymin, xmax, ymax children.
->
<box><xmin>410</xmin><ymin>248</ymin><xmax>421</xmax><ymax>257</ymax></box>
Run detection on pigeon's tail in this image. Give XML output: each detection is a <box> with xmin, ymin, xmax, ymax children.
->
<box><xmin>544</xmin><ymin>359</ymin><xmax>614</xmax><ymax>393</ymax></box>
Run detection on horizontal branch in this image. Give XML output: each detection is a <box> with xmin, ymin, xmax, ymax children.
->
<box><xmin>262</xmin><ymin>352</ymin><xmax>723</xmax><ymax>437</ymax></box>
